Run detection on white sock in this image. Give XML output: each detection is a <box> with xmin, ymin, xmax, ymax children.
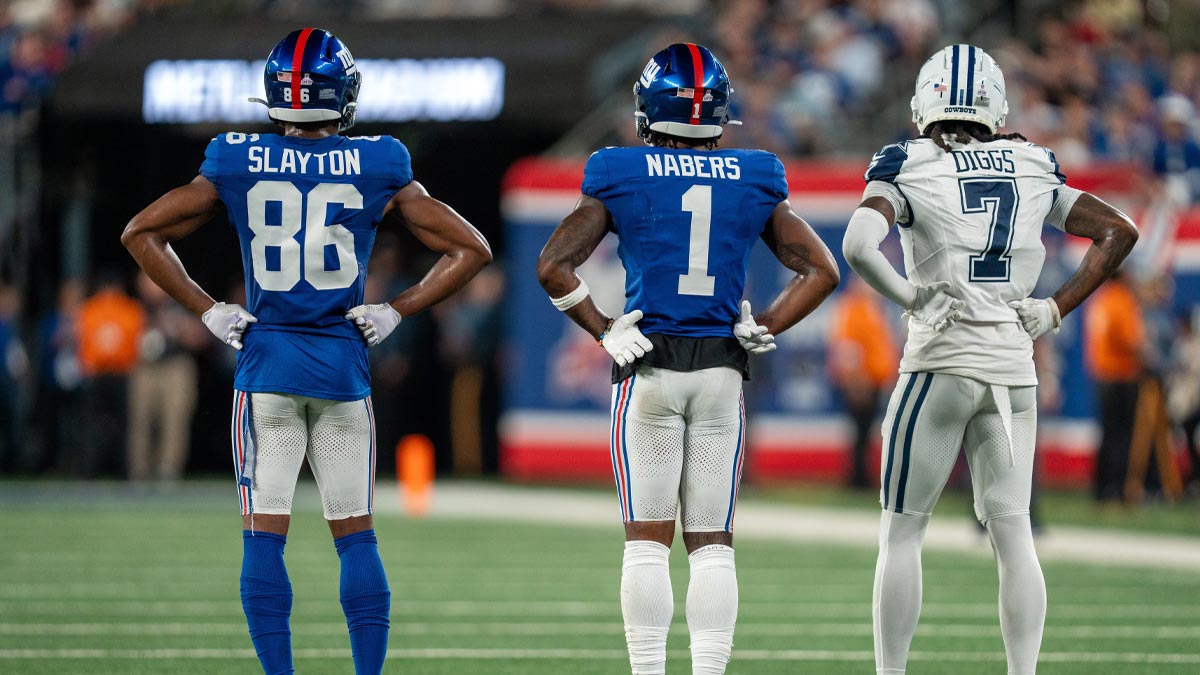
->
<box><xmin>986</xmin><ymin>514</ymin><xmax>1045</xmax><ymax>675</ymax></box>
<box><xmin>621</xmin><ymin>540</ymin><xmax>673</xmax><ymax>675</ymax></box>
<box><xmin>686</xmin><ymin>544</ymin><xmax>737</xmax><ymax>675</ymax></box>
<box><xmin>873</xmin><ymin>510</ymin><xmax>929</xmax><ymax>675</ymax></box>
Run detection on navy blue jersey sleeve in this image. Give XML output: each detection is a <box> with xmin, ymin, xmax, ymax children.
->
<box><xmin>199</xmin><ymin>135</ymin><xmax>223</xmax><ymax>188</ymax></box>
<box><xmin>864</xmin><ymin>142</ymin><xmax>909</xmax><ymax>184</ymax></box>
<box><xmin>580</xmin><ymin>150</ymin><xmax>612</xmax><ymax>200</ymax></box>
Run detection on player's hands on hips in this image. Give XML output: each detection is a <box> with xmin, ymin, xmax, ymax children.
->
<box><xmin>201</xmin><ymin>302</ymin><xmax>257</xmax><ymax>350</ymax></box>
<box><xmin>1007</xmin><ymin>297</ymin><xmax>1061</xmax><ymax>340</ymax></box>
<box><xmin>346</xmin><ymin>303</ymin><xmax>403</xmax><ymax>347</ymax></box>
<box><xmin>906</xmin><ymin>281</ymin><xmax>964</xmax><ymax>333</ymax></box>
<box><xmin>733</xmin><ymin>300</ymin><xmax>777</xmax><ymax>354</ymax></box>
<box><xmin>601</xmin><ymin>310</ymin><xmax>653</xmax><ymax>367</ymax></box>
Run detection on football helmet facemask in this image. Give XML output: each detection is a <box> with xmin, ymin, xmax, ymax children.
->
<box><xmin>634</xmin><ymin>43</ymin><xmax>737</xmax><ymax>142</ymax></box>
<box><xmin>911</xmin><ymin>44</ymin><xmax>1008</xmax><ymax>135</ymax></box>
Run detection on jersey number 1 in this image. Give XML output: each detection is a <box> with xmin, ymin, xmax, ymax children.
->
<box><xmin>246</xmin><ymin>180</ymin><xmax>362</xmax><ymax>292</ymax></box>
<box><xmin>678</xmin><ymin>184</ymin><xmax>716</xmax><ymax>296</ymax></box>
<box><xmin>961</xmin><ymin>178</ymin><xmax>1019</xmax><ymax>282</ymax></box>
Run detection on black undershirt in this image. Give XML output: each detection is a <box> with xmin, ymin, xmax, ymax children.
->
<box><xmin>612</xmin><ymin>334</ymin><xmax>749</xmax><ymax>384</ymax></box>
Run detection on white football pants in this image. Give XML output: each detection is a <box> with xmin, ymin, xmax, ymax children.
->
<box><xmin>610</xmin><ymin>366</ymin><xmax>745</xmax><ymax>532</ymax></box>
<box><xmin>231</xmin><ymin>390</ymin><xmax>377</xmax><ymax>520</ymax></box>
<box><xmin>879</xmin><ymin>372</ymin><xmax>1036</xmax><ymax>521</ymax></box>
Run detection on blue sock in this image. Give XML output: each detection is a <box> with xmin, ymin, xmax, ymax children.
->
<box><xmin>335</xmin><ymin>529</ymin><xmax>391</xmax><ymax>675</ymax></box>
<box><xmin>240</xmin><ymin>531</ymin><xmax>294</xmax><ymax>675</ymax></box>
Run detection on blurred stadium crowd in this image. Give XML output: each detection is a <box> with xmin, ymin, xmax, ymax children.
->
<box><xmin>0</xmin><ymin>235</ymin><xmax>505</xmax><ymax>478</ymax></box>
<box><xmin>0</xmin><ymin>0</ymin><xmax>1198</xmax><ymax>504</ymax></box>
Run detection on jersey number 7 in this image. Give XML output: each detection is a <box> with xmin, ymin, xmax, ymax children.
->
<box><xmin>961</xmin><ymin>178</ymin><xmax>1019</xmax><ymax>283</ymax></box>
<box><xmin>246</xmin><ymin>180</ymin><xmax>363</xmax><ymax>292</ymax></box>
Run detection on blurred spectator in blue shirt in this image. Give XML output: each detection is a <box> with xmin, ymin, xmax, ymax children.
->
<box><xmin>1152</xmin><ymin>94</ymin><xmax>1200</xmax><ymax>202</ymax></box>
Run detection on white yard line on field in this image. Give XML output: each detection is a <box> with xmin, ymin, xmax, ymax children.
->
<box><xmin>407</xmin><ymin>482</ymin><xmax>1200</xmax><ymax>571</ymax></box>
<box><xmin>4</xmin><ymin>599</ymin><xmax>1200</xmax><ymax>619</ymax></box>
<box><xmin>0</xmin><ymin>647</ymin><xmax>1197</xmax><ymax>664</ymax></box>
<box><xmin>2</xmin><ymin>621</ymin><xmax>1199</xmax><ymax>639</ymax></box>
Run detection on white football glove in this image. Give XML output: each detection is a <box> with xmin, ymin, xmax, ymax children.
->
<box><xmin>1007</xmin><ymin>297</ymin><xmax>1061</xmax><ymax>340</ymax></box>
<box><xmin>346</xmin><ymin>303</ymin><xmax>403</xmax><ymax>347</ymax></box>
<box><xmin>201</xmin><ymin>302</ymin><xmax>257</xmax><ymax>350</ymax></box>
<box><xmin>906</xmin><ymin>281</ymin><xmax>965</xmax><ymax>333</ymax></box>
<box><xmin>601</xmin><ymin>310</ymin><xmax>654</xmax><ymax>367</ymax></box>
<box><xmin>733</xmin><ymin>300</ymin><xmax>777</xmax><ymax>354</ymax></box>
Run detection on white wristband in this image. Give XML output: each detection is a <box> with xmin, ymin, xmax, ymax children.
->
<box><xmin>550</xmin><ymin>276</ymin><xmax>590</xmax><ymax>311</ymax></box>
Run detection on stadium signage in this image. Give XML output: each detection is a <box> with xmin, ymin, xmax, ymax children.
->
<box><xmin>143</xmin><ymin>58</ymin><xmax>505</xmax><ymax>124</ymax></box>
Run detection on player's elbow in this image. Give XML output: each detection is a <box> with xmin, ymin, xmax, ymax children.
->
<box><xmin>535</xmin><ymin>254</ymin><xmax>562</xmax><ymax>293</ymax></box>
<box><xmin>120</xmin><ymin>217</ymin><xmax>145</xmax><ymax>253</ymax></box>
<box><xmin>814</xmin><ymin>255</ymin><xmax>841</xmax><ymax>296</ymax></box>
<box><xmin>469</xmin><ymin>235</ymin><xmax>494</xmax><ymax>269</ymax></box>
<box><xmin>841</xmin><ymin>236</ymin><xmax>869</xmax><ymax>277</ymax></box>
<box><xmin>1110</xmin><ymin>216</ymin><xmax>1139</xmax><ymax>256</ymax></box>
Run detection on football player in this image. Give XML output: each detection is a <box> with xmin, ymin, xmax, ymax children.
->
<box><xmin>121</xmin><ymin>29</ymin><xmax>491</xmax><ymax>675</ymax></box>
<box><xmin>537</xmin><ymin>43</ymin><xmax>839</xmax><ymax>675</ymax></box>
<box><xmin>842</xmin><ymin>44</ymin><xmax>1137</xmax><ymax>675</ymax></box>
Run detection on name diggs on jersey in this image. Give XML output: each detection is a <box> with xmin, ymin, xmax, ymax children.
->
<box><xmin>645</xmin><ymin>153</ymin><xmax>740</xmax><ymax>180</ymax></box>
<box><xmin>247</xmin><ymin>146</ymin><xmax>362</xmax><ymax>176</ymax></box>
<box><xmin>951</xmin><ymin>148</ymin><xmax>1016</xmax><ymax>174</ymax></box>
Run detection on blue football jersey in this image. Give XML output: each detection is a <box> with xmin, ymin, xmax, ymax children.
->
<box><xmin>200</xmin><ymin>132</ymin><xmax>413</xmax><ymax>401</ymax></box>
<box><xmin>582</xmin><ymin>146</ymin><xmax>787</xmax><ymax>338</ymax></box>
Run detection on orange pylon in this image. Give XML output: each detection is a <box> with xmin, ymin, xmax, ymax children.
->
<box><xmin>397</xmin><ymin>434</ymin><xmax>435</xmax><ymax>517</ymax></box>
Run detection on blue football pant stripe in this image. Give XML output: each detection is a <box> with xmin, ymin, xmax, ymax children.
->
<box><xmin>723</xmin><ymin>391</ymin><xmax>746</xmax><ymax>532</ymax></box>
<box><xmin>882</xmin><ymin>374</ymin><xmax>918</xmax><ymax>509</ymax></box>
<box><xmin>894</xmin><ymin>373</ymin><xmax>935</xmax><ymax>513</ymax></box>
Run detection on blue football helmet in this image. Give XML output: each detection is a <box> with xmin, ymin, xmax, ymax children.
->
<box><xmin>634</xmin><ymin>43</ymin><xmax>735</xmax><ymax>141</ymax></box>
<box><xmin>258</xmin><ymin>28</ymin><xmax>361</xmax><ymax>131</ymax></box>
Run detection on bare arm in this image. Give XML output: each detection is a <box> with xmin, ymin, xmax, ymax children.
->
<box><xmin>381</xmin><ymin>180</ymin><xmax>493</xmax><ymax>316</ymax></box>
<box><xmin>1051</xmin><ymin>193</ymin><xmax>1138</xmax><ymax>317</ymax></box>
<box><xmin>757</xmin><ymin>199</ymin><xmax>841</xmax><ymax>335</ymax></box>
<box><xmin>121</xmin><ymin>175</ymin><xmax>223</xmax><ymax>316</ymax></box>
<box><xmin>535</xmin><ymin>195</ymin><xmax>612</xmax><ymax>340</ymax></box>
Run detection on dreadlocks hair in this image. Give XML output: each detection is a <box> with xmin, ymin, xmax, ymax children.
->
<box><xmin>645</xmin><ymin>130</ymin><xmax>721</xmax><ymax>150</ymax></box>
<box><xmin>926</xmin><ymin>120</ymin><xmax>1027</xmax><ymax>152</ymax></box>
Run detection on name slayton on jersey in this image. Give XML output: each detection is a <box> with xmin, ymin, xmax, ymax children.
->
<box><xmin>200</xmin><ymin>132</ymin><xmax>413</xmax><ymax>400</ymax></box>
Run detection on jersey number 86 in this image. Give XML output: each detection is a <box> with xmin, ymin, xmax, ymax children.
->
<box><xmin>246</xmin><ymin>179</ymin><xmax>361</xmax><ymax>292</ymax></box>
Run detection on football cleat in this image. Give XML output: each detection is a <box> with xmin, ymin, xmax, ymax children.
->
<box><xmin>634</xmin><ymin>43</ymin><xmax>738</xmax><ymax>142</ymax></box>
<box><xmin>911</xmin><ymin>44</ymin><xmax>1008</xmax><ymax>135</ymax></box>
<box><xmin>252</xmin><ymin>28</ymin><xmax>362</xmax><ymax>131</ymax></box>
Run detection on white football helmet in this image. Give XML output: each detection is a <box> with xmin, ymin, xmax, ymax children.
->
<box><xmin>911</xmin><ymin>44</ymin><xmax>1008</xmax><ymax>134</ymax></box>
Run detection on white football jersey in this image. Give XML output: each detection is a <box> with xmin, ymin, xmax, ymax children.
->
<box><xmin>864</xmin><ymin>137</ymin><xmax>1069</xmax><ymax>386</ymax></box>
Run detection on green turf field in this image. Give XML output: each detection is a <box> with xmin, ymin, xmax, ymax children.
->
<box><xmin>1</xmin><ymin>486</ymin><xmax>1198</xmax><ymax>674</ymax></box>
